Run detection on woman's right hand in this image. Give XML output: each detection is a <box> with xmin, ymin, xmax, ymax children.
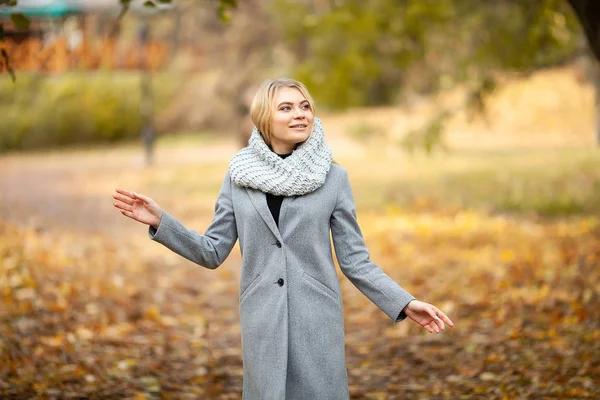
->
<box><xmin>113</xmin><ymin>189</ymin><xmax>163</xmax><ymax>229</ymax></box>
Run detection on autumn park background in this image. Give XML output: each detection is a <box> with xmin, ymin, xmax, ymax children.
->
<box><xmin>1</xmin><ymin>0</ymin><xmax>599</xmax><ymax>399</ymax></box>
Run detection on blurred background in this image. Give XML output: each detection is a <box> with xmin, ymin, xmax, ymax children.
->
<box><xmin>0</xmin><ymin>0</ymin><xmax>599</xmax><ymax>399</ymax></box>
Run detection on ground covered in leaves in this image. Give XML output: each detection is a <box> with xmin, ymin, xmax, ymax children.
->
<box><xmin>1</xmin><ymin>209</ymin><xmax>598</xmax><ymax>399</ymax></box>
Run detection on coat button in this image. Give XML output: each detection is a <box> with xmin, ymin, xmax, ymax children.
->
<box><xmin>276</xmin><ymin>241</ymin><xmax>282</xmax><ymax>248</ymax></box>
<box><xmin>277</xmin><ymin>278</ymin><xmax>284</xmax><ymax>287</ymax></box>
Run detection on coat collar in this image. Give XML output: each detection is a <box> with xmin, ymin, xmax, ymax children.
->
<box><xmin>245</xmin><ymin>187</ymin><xmax>283</xmax><ymax>242</ymax></box>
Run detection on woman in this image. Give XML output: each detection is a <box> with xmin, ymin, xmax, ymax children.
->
<box><xmin>113</xmin><ymin>78</ymin><xmax>454</xmax><ymax>400</ymax></box>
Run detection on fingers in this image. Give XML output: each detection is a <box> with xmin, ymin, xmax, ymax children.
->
<box><xmin>113</xmin><ymin>192</ymin><xmax>134</xmax><ymax>206</ymax></box>
<box><xmin>433</xmin><ymin>316</ymin><xmax>445</xmax><ymax>333</ymax></box>
<box><xmin>436</xmin><ymin>309</ymin><xmax>455</xmax><ymax>328</ymax></box>
<box><xmin>113</xmin><ymin>191</ymin><xmax>134</xmax><ymax>212</ymax></box>
<box><xmin>429</xmin><ymin>306</ymin><xmax>454</xmax><ymax>328</ymax></box>
<box><xmin>411</xmin><ymin>302</ymin><xmax>455</xmax><ymax>334</ymax></box>
<box><xmin>131</xmin><ymin>191</ymin><xmax>153</xmax><ymax>203</ymax></box>
<box><xmin>423</xmin><ymin>320</ymin><xmax>443</xmax><ymax>334</ymax></box>
<box><xmin>119</xmin><ymin>209</ymin><xmax>135</xmax><ymax>219</ymax></box>
<box><xmin>424</xmin><ymin>307</ymin><xmax>442</xmax><ymax>332</ymax></box>
<box><xmin>113</xmin><ymin>191</ymin><xmax>137</xmax><ymax>213</ymax></box>
<box><xmin>113</xmin><ymin>200</ymin><xmax>132</xmax><ymax>213</ymax></box>
<box><xmin>427</xmin><ymin>319</ymin><xmax>441</xmax><ymax>334</ymax></box>
<box><xmin>423</xmin><ymin>306</ymin><xmax>455</xmax><ymax>334</ymax></box>
<box><xmin>115</xmin><ymin>189</ymin><xmax>153</xmax><ymax>204</ymax></box>
<box><xmin>115</xmin><ymin>188</ymin><xmax>136</xmax><ymax>199</ymax></box>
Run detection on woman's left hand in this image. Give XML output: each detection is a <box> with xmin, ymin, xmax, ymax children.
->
<box><xmin>404</xmin><ymin>300</ymin><xmax>454</xmax><ymax>334</ymax></box>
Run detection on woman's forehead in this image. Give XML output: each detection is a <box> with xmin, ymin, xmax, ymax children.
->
<box><xmin>274</xmin><ymin>87</ymin><xmax>307</xmax><ymax>104</ymax></box>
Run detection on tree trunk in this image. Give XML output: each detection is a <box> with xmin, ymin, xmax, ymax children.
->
<box><xmin>589</xmin><ymin>59</ymin><xmax>600</xmax><ymax>146</ymax></box>
<box><xmin>577</xmin><ymin>37</ymin><xmax>600</xmax><ymax>146</ymax></box>
<box><xmin>594</xmin><ymin>70</ymin><xmax>600</xmax><ymax>146</ymax></box>
<box><xmin>139</xmin><ymin>20</ymin><xmax>155</xmax><ymax>166</ymax></box>
<box><xmin>567</xmin><ymin>0</ymin><xmax>600</xmax><ymax>62</ymax></box>
<box><xmin>567</xmin><ymin>0</ymin><xmax>600</xmax><ymax>145</ymax></box>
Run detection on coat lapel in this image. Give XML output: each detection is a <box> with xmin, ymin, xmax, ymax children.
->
<box><xmin>245</xmin><ymin>188</ymin><xmax>282</xmax><ymax>242</ymax></box>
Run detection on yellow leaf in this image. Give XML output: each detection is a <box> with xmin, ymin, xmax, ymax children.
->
<box><xmin>501</xmin><ymin>250</ymin><xmax>516</xmax><ymax>262</ymax></box>
<box><xmin>145</xmin><ymin>305</ymin><xmax>161</xmax><ymax>322</ymax></box>
<box><xmin>41</xmin><ymin>334</ymin><xmax>64</xmax><ymax>347</ymax></box>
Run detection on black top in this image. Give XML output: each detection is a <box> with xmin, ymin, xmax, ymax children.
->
<box><xmin>266</xmin><ymin>151</ymin><xmax>292</xmax><ymax>227</ymax></box>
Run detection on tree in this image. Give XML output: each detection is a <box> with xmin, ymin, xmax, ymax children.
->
<box><xmin>567</xmin><ymin>0</ymin><xmax>600</xmax><ymax>61</ymax></box>
<box><xmin>567</xmin><ymin>0</ymin><xmax>600</xmax><ymax>145</ymax></box>
<box><xmin>271</xmin><ymin>0</ymin><xmax>598</xmax><ymax>148</ymax></box>
<box><xmin>274</xmin><ymin>0</ymin><xmax>581</xmax><ymax>103</ymax></box>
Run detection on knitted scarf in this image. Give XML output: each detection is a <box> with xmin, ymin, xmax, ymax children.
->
<box><xmin>229</xmin><ymin>117</ymin><xmax>333</xmax><ymax>196</ymax></box>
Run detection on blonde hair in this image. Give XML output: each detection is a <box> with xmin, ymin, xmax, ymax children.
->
<box><xmin>250</xmin><ymin>78</ymin><xmax>316</xmax><ymax>146</ymax></box>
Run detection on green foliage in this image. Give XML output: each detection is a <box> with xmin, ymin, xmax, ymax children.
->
<box><xmin>0</xmin><ymin>73</ymin><xmax>178</xmax><ymax>152</ymax></box>
<box><xmin>462</xmin><ymin>0</ymin><xmax>581</xmax><ymax>71</ymax></box>
<box><xmin>271</xmin><ymin>0</ymin><xmax>582</xmax><ymax>111</ymax></box>
<box><xmin>9</xmin><ymin>12</ymin><xmax>28</xmax><ymax>30</ymax></box>
<box><xmin>1</xmin><ymin>0</ymin><xmax>20</xmax><ymax>81</ymax></box>
<box><xmin>218</xmin><ymin>0</ymin><xmax>237</xmax><ymax>22</ymax></box>
<box><xmin>272</xmin><ymin>0</ymin><xmax>452</xmax><ymax>109</ymax></box>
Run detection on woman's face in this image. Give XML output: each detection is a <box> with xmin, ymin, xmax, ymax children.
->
<box><xmin>269</xmin><ymin>87</ymin><xmax>314</xmax><ymax>154</ymax></box>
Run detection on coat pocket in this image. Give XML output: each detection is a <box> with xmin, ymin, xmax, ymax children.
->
<box><xmin>239</xmin><ymin>273</ymin><xmax>262</xmax><ymax>304</ymax></box>
<box><xmin>302</xmin><ymin>271</ymin><xmax>341</xmax><ymax>306</ymax></box>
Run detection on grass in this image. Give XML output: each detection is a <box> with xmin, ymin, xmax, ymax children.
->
<box><xmin>339</xmin><ymin>146</ymin><xmax>600</xmax><ymax>217</ymax></box>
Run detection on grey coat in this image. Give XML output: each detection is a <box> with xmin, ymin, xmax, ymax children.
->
<box><xmin>148</xmin><ymin>164</ymin><xmax>415</xmax><ymax>400</ymax></box>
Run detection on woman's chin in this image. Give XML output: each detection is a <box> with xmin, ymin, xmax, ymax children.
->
<box><xmin>287</xmin><ymin>130</ymin><xmax>311</xmax><ymax>142</ymax></box>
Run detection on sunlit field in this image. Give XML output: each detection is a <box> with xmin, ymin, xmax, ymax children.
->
<box><xmin>1</xmin><ymin>67</ymin><xmax>599</xmax><ymax>399</ymax></box>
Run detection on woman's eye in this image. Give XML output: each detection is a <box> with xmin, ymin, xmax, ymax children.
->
<box><xmin>281</xmin><ymin>106</ymin><xmax>291</xmax><ymax>111</ymax></box>
<box><xmin>302</xmin><ymin>104</ymin><xmax>310</xmax><ymax>110</ymax></box>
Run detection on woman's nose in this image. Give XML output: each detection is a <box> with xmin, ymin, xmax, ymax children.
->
<box><xmin>293</xmin><ymin>108</ymin><xmax>306</xmax><ymax>118</ymax></box>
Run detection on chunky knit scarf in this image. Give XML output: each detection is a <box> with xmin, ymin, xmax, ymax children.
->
<box><xmin>229</xmin><ymin>117</ymin><xmax>333</xmax><ymax>196</ymax></box>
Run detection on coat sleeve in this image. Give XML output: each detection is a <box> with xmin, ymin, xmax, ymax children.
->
<box><xmin>147</xmin><ymin>171</ymin><xmax>238</xmax><ymax>269</ymax></box>
<box><xmin>330</xmin><ymin>168</ymin><xmax>415</xmax><ymax>322</ymax></box>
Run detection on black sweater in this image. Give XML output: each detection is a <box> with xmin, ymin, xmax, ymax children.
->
<box><xmin>266</xmin><ymin>151</ymin><xmax>292</xmax><ymax>227</ymax></box>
